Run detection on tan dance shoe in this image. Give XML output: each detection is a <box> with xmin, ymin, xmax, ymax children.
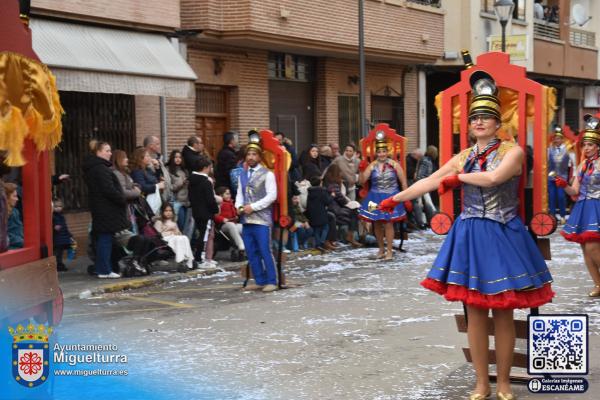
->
<box><xmin>468</xmin><ymin>391</ymin><xmax>490</xmax><ymax>400</ymax></box>
<box><xmin>496</xmin><ymin>392</ymin><xmax>516</xmax><ymax>400</ymax></box>
<box><xmin>588</xmin><ymin>285</ymin><xmax>600</xmax><ymax>297</ymax></box>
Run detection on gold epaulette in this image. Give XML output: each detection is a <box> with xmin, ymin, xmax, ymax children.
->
<box><xmin>496</xmin><ymin>140</ymin><xmax>517</xmax><ymax>159</ymax></box>
<box><xmin>457</xmin><ymin>147</ymin><xmax>473</xmax><ymax>171</ymax></box>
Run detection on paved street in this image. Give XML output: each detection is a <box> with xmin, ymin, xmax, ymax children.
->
<box><xmin>53</xmin><ymin>230</ymin><xmax>600</xmax><ymax>399</ymax></box>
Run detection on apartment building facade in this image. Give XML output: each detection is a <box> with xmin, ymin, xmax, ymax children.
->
<box><xmin>28</xmin><ymin>0</ymin><xmax>197</xmax><ymax>242</ymax></box>
<box><xmin>426</xmin><ymin>0</ymin><xmax>599</xmax><ymax>149</ymax></box>
<box><xmin>180</xmin><ymin>0</ymin><xmax>445</xmax><ymax>155</ymax></box>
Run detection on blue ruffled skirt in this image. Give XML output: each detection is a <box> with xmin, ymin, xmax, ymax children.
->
<box><xmin>561</xmin><ymin>199</ymin><xmax>600</xmax><ymax>243</ymax></box>
<box><xmin>358</xmin><ymin>190</ymin><xmax>405</xmax><ymax>222</ymax></box>
<box><xmin>422</xmin><ymin>216</ymin><xmax>554</xmax><ymax>309</ymax></box>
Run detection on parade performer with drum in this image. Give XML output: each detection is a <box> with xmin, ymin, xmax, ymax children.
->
<box><xmin>358</xmin><ymin>131</ymin><xmax>409</xmax><ymax>260</ymax></box>
<box><xmin>557</xmin><ymin>114</ymin><xmax>600</xmax><ymax>297</ymax></box>
<box><xmin>378</xmin><ymin>71</ymin><xmax>554</xmax><ymax>400</ymax></box>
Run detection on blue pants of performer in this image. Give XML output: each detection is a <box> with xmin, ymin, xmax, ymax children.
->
<box><xmin>242</xmin><ymin>224</ymin><xmax>277</xmax><ymax>286</ymax></box>
<box><xmin>548</xmin><ymin>178</ymin><xmax>566</xmax><ymax>217</ymax></box>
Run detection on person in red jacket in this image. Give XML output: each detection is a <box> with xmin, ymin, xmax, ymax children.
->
<box><xmin>215</xmin><ymin>186</ymin><xmax>245</xmax><ymax>260</ymax></box>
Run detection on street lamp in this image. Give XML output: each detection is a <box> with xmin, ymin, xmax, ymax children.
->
<box><xmin>494</xmin><ymin>0</ymin><xmax>515</xmax><ymax>52</ymax></box>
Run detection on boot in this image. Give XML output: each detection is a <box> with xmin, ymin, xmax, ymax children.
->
<box><xmin>324</xmin><ymin>240</ymin><xmax>336</xmax><ymax>251</ymax></box>
<box><xmin>346</xmin><ymin>231</ymin><xmax>363</xmax><ymax>248</ymax></box>
<box><xmin>237</xmin><ymin>249</ymin><xmax>246</xmax><ymax>261</ymax></box>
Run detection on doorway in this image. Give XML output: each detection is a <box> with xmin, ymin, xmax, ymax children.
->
<box><xmin>195</xmin><ymin>86</ymin><xmax>229</xmax><ymax>159</ymax></box>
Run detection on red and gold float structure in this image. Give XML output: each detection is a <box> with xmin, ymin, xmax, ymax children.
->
<box><xmin>1</xmin><ymin>2</ymin><xmax>63</xmax><ymax>326</ymax></box>
<box><xmin>250</xmin><ymin>129</ymin><xmax>291</xmax><ymax>287</ymax></box>
<box><xmin>358</xmin><ymin>123</ymin><xmax>406</xmax><ymax>199</ymax></box>
<box><xmin>430</xmin><ymin>52</ymin><xmax>558</xmax><ymax>247</ymax></box>
<box><xmin>257</xmin><ymin>129</ymin><xmax>292</xmax><ymax>229</ymax></box>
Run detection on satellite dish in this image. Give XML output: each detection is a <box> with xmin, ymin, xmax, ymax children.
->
<box><xmin>572</xmin><ymin>4</ymin><xmax>590</xmax><ymax>26</ymax></box>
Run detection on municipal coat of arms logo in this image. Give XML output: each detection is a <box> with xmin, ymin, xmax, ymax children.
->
<box><xmin>8</xmin><ymin>323</ymin><xmax>52</xmax><ymax>388</ymax></box>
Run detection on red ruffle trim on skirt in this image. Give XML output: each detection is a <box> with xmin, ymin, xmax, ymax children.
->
<box><xmin>560</xmin><ymin>230</ymin><xmax>600</xmax><ymax>244</ymax></box>
<box><xmin>420</xmin><ymin>278</ymin><xmax>555</xmax><ymax>310</ymax></box>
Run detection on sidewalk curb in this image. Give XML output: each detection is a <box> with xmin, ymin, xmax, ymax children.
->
<box><xmin>65</xmin><ymin>248</ymin><xmax>325</xmax><ymax>300</ymax></box>
<box><xmin>68</xmin><ymin>263</ymin><xmax>245</xmax><ymax>300</ymax></box>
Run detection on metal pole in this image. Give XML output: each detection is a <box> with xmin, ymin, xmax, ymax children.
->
<box><xmin>159</xmin><ymin>96</ymin><xmax>168</xmax><ymax>161</ymax></box>
<box><xmin>358</xmin><ymin>0</ymin><xmax>367</xmax><ymax>137</ymax></box>
<box><xmin>501</xmin><ymin>21</ymin><xmax>507</xmax><ymax>52</ymax></box>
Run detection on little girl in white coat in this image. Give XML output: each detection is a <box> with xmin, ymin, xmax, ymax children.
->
<box><xmin>154</xmin><ymin>203</ymin><xmax>194</xmax><ymax>269</ymax></box>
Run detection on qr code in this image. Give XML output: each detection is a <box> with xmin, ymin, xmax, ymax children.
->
<box><xmin>528</xmin><ymin>315</ymin><xmax>588</xmax><ymax>374</ymax></box>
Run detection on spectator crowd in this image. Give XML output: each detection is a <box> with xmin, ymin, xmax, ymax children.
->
<box><xmin>0</xmin><ymin>130</ymin><xmax>439</xmax><ymax>279</ymax></box>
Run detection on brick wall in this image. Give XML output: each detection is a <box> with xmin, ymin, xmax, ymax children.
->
<box><xmin>134</xmin><ymin>96</ymin><xmax>195</xmax><ymax>156</ymax></box>
<box><xmin>182</xmin><ymin>0</ymin><xmax>443</xmax><ymax>59</ymax></box>
<box><xmin>166</xmin><ymin>98</ymin><xmax>196</xmax><ymax>153</ymax></box>
<box><xmin>135</xmin><ymin>96</ymin><xmax>160</xmax><ymax>147</ymax></box>
<box><xmin>185</xmin><ymin>45</ymin><xmax>418</xmax><ymax>149</ymax></box>
<box><xmin>315</xmin><ymin>59</ymin><xmax>338</xmax><ymax>146</ymax></box>
<box><xmin>64</xmin><ymin>211</ymin><xmax>91</xmax><ymax>256</ymax></box>
<box><xmin>182</xmin><ymin>0</ymin><xmax>251</xmax><ymax>31</ymax></box>
<box><xmin>315</xmin><ymin>58</ymin><xmax>410</xmax><ymax>146</ymax></box>
<box><xmin>187</xmin><ymin>45</ymin><xmax>269</xmax><ymax>138</ymax></box>
<box><xmin>32</xmin><ymin>0</ymin><xmax>180</xmax><ymax>29</ymax></box>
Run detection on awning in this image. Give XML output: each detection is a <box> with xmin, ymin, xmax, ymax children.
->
<box><xmin>30</xmin><ymin>19</ymin><xmax>197</xmax><ymax>98</ymax></box>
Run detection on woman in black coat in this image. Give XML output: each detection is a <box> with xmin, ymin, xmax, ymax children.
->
<box><xmin>83</xmin><ymin>140</ymin><xmax>130</xmax><ymax>278</ymax></box>
<box><xmin>300</xmin><ymin>144</ymin><xmax>325</xmax><ymax>181</ymax></box>
<box><xmin>305</xmin><ymin>176</ymin><xmax>332</xmax><ymax>250</ymax></box>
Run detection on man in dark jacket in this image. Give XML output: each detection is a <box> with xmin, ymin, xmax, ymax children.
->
<box><xmin>215</xmin><ymin>131</ymin><xmax>239</xmax><ymax>189</ymax></box>
<box><xmin>182</xmin><ymin>135</ymin><xmax>205</xmax><ymax>175</ymax></box>
<box><xmin>83</xmin><ymin>142</ymin><xmax>129</xmax><ymax>278</ymax></box>
<box><xmin>306</xmin><ymin>176</ymin><xmax>332</xmax><ymax>251</ymax></box>
<box><xmin>188</xmin><ymin>157</ymin><xmax>219</xmax><ymax>264</ymax></box>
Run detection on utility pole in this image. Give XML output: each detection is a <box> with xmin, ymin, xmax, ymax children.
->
<box><xmin>358</xmin><ymin>0</ymin><xmax>367</xmax><ymax>137</ymax></box>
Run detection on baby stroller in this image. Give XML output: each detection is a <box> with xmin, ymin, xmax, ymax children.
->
<box><xmin>86</xmin><ymin>230</ymin><xmax>151</xmax><ymax>277</ymax></box>
<box><xmin>87</xmin><ymin>198</ymin><xmax>184</xmax><ymax>277</ymax></box>
<box><xmin>130</xmin><ymin>197</ymin><xmax>187</xmax><ymax>274</ymax></box>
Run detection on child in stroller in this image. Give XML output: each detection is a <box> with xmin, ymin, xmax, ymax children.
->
<box><xmin>87</xmin><ymin>197</ymin><xmax>186</xmax><ymax>277</ymax></box>
<box><xmin>153</xmin><ymin>203</ymin><xmax>195</xmax><ymax>269</ymax></box>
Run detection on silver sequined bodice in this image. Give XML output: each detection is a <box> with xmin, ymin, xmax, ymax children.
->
<box><xmin>369</xmin><ymin>160</ymin><xmax>400</xmax><ymax>194</ymax></box>
<box><xmin>578</xmin><ymin>159</ymin><xmax>600</xmax><ymax>201</ymax></box>
<box><xmin>241</xmin><ymin>167</ymin><xmax>273</xmax><ymax>226</ymax></box>
<box><xmin>547</xmin><ymin>145</ymin><xmax>570</xmax><ymax>179</ymax></box>
<box><xmin>461</xmin><ymin>146</ymin><xmax>520</xmax><ymax>224</ymax></box>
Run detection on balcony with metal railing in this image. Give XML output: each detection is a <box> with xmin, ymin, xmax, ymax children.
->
<box><xmin>182</xmin><ymin>0</ymin><xmax>444</xmax><ymax>63</ymax></box>
<box><xmin>533</xmin><ymin>16</ymin><xmax>597</xmax><ymax>80</ymax></box>
<box><xmin>533</xmin><ymin>20</ymin><xmax>561</xmax><ymax>41</ymax></box>
<box><xmin>570</xmin><ymin>28</ymin><xmax>596</xmax><ymax>48</ymax></box>
<box><xmin>406</xmin><ymin>0</ymin><xmax>441</xmax><ymax>7</ymax></box>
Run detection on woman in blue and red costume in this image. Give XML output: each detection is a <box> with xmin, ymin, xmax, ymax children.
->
<box><xmin>379</xmin><ymin>71</ymin><xmax>554</xmax><ymax>400</ymax></box>
<box><xmin>358</xmin><ymin>132</ymin><xmax>411</xmax><ymax>260</ymax></box>
<box><xmin>556</xmin><ymin>114</ymin><xmax>600</xmax><ymax>297</ymax></box>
